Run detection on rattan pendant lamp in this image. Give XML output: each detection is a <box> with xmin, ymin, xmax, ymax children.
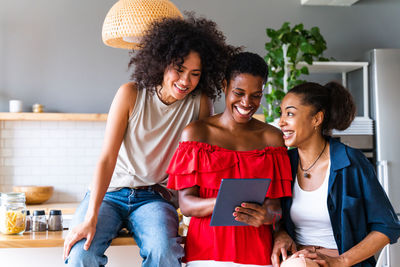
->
<box><xmin>102</xmin><ymin>0</ymin><xmax>183</xmax><ymax>49</ymax></box>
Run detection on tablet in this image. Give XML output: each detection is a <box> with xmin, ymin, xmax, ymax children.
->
<box><xmin>210</xmin><ymin>178</ymin><xmax>271</xmax><ymax>226</ymax></box>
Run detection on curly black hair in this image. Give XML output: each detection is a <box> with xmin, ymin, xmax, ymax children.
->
<box><xmin>128</xmin><ymin>13</ymin><xmax>240</xmax><ymax>101</ymax></box>
<box><xmin>225</xmin><ymin>52</ymin><xmax>268</xmax><ymax>85</ymax></box>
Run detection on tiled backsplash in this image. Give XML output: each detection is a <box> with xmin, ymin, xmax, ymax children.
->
<box><xmin>0</xmin><ymin>120</ymin><xmax>105</xmax><ymax>202</ymax></box>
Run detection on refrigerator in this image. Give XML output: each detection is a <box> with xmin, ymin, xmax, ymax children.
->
<box><xmin>367</xmin><ymin>49</ymin><xmax>400</xmax><ymax>267</ymax></box>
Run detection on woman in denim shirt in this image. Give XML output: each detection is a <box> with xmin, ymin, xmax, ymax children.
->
<box><xmin>272</xmin><ymin>82</ymin><xmax>400</xmax><ymax>267</ymax></box>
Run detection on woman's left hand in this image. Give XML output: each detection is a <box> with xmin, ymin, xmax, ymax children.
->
<box><xmin>313</xmin><ymin>252</ymin><xmax>346</xmax><ymax>267</ymax></box>
<box><xmin>233</xmin><ymin>198</ymin><xmax>281</xmax><ymax>227</ymax></box>
<box><xmin>290</xmin><ymin>249</ymin><xmax>346</xmax><ymax>267</ymax></box>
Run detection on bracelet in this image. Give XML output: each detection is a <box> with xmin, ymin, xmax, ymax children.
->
<box><xmin>272</xmin><ymin>211</ymin><xmax>282</xmax><ymax>231</ymax></box>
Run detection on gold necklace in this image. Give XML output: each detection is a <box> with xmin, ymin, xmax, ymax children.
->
<box><xmin>299</xmin><ymin>141</ymin><xmax>327</xmax><ymax>178</ymax></box>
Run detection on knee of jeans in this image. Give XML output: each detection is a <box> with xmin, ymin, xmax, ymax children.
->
<box><xmin>142</xmin><ymin>236</ymin><xmax>183</xmax><ymax>258</ymax></box>
<box><xmin>66</xmin><ymin>239</ymin><xmax>107</xmax><ymax>266</ymax></box>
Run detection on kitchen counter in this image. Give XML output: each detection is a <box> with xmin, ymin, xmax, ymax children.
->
<box><xmin>1</xmin><ymin>202</ymin><xmax>136</xmax><ymax>248</ymax></box>
<box><xmin>0</xmin><ymin>230</ymin><xmax>135</xmax><ymax>248</ymax></box>
<box><xmin>2</xmin><ymin>202</ymin><xmax>187</xmax><ymax>248</ymax></box>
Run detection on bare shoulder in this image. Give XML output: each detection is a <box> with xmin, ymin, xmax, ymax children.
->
<box><xmin>181</xmin><ymin>118</ymin><xmax>211</xmax><ymax>142</ymax></box>
<box><xmin>114</xmin><ymin>82</ymin><xmax>138</xmax><ymax>115</ymax></box>
<box><xmin>118</xmin><ymin>82</ymin><xmax>138</xmax><ymax>99</ymax></box>
<box><xmin>252</xmin><ymin>119</ymin><xmax>285</xmax><ymax>147</ymax></box>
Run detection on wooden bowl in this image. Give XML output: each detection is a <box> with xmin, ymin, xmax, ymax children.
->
<box><xmin>13</xmin><ymin>186</ymin><xmax>54</xmax><ymax>204</ymax></box>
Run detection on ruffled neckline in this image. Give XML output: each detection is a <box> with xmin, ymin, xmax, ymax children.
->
<box><xmin>179</xmin><ymin>141</ymin><xmax>287</xmax><ymax>154</ymax></box>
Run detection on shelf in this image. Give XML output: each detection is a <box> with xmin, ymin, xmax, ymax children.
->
<box><xmin>0</xmin><ymin>112</ymin><xmax>107</xmax><ymax>121</ymax></box>
<box><xmin>253</xmin><ymin>114</ymin><xmax>264</xmax><ymax>122</ymax></box>
<box><xmin>301</xmin><ymin>0</ymin><xmax>360</xmax><ymax>6</ymax></box>
<box><xmin>254</xmin><ymin>114</ymin><xmax>373</xmax><ymax>135</ymax></box>
<box><xmin>297</xmin><ymin>61</ymin><xmax>368</xmax><ymax>73</ymax></box>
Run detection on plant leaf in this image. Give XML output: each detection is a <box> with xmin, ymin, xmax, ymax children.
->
<box><xmin>267</xmin><ymin>29</ymin><xmax>277</xmax><ymax>38</ymax></box>
<box><xmin>300</xmin><ymin>66</ymin><xmax>309</xmax><ymax>75</ymax></box>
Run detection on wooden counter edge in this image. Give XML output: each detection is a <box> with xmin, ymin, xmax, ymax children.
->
<box><xmin>0</xmin><ymin>112</ymin><xmax>107</xmax><ymax>121</ymax></box>
<box><xmin>1</xmin><ymin>113</ymin><xmax>264</xmax><ymax>122</ymax></box>
<box><xmin>0</xmin><ymin>226</ymin><xmax>188</xmax><ymax>248</ymax></box>
<box><xmin>0</xmin><ymin>230</ymin><xmax>136</xmax><ymax>248</ymax></box>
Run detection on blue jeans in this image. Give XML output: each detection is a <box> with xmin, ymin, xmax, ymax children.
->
<box><xmin>65</xmin><ymin>188</ymin><xmax>184</xmax><ymax>267</ymax></box>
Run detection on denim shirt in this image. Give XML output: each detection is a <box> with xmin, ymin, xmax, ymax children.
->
<box><xmin>282</xmin><ymin>137</ymin><xmax>400</xmax><ymax>267</ymax></box>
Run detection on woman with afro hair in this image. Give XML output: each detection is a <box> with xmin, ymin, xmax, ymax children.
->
<box><xmin>63</xmin><ymin>13</ymin><xmax>238</xmax><ymax>267</ymax></box>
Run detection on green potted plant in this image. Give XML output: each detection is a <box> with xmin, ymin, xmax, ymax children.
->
<box><xmin>263</xmin><ymin>22</ymin><xmax>329</xmax><ymax>122</ymax></box>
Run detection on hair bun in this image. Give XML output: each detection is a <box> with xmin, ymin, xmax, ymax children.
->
<box><xmin>324</xmin><ymin>81</ymin><xmax>356</xmax><ymax>131</ymax></box>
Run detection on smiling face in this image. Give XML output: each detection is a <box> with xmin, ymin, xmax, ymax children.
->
<box><xmin>161</xmin><ymin>51</ymin><xmax>202</xmax><ymax>104</ymax></box>
<box><xmin>224</xmin><ymin>73</ymin><xmax>264</xmax><ymax>123</ymax></box>
<box><xmin>279</xmin><ymin>92</ymin><xmax>323</xmax><ymax>148</ymax></box>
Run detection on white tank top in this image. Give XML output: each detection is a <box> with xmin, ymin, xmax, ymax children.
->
<box><xmin>290</xmin><ymin>161</ymin><xmax>338</xmax><ymax>249</ymax></box>
<box><xmin>108</xmin><ymin>88</ymin><xmax>202</xmax><ymax>190</ymax></box>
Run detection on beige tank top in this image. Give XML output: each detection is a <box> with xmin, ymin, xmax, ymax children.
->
<box><xmin>108</xmin><ymin>88</ymin><xmax>202</xmax><ymax>191</ymax></box>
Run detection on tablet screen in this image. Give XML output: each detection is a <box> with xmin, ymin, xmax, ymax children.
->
<box><xmin>210</xmin><ymin>178</ymin><xmax>271</xmax><ymax>226</ymax></box>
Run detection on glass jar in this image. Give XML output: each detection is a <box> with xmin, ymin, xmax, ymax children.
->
<box><xmin>0</xmin><ymin>192</ymin><xmax>27</xmax><ymax>235</ymax></box>
<box><xmin>32</xmin><ymin>210</ymin><xmax>47</xmax><ymax>232</ymax></box>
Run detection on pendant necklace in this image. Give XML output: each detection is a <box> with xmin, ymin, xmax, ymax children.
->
<box><xmin>299</xmin><ymin>141</ymin><xmax>327</xmax><ymax>178</ymax></box>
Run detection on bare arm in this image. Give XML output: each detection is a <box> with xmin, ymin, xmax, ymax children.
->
<box><xmin>179</xmin><ymin>186</ymin><xmax>216</xmax><ymax>217</ymax></box>
<box><xmin>178</xmin><ymin>116</ymin><xmax>216</xmax><ymax>217</ymax></box>
<box><xmin>63</xmin><ymin>83</ymin><xmax>137</xmax><ymax>259</ymax></box>
<box><xmin>310</xmin><ymin>231</ymin><xmax>389</xmax><ymax>267</ymax></box>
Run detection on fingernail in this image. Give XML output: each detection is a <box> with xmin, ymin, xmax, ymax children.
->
<box><xmin>241</xmin><ymin>203</ymin><xmax>246</xmax><ymax>207</ymax></box>
<box><xmin>233</xmin><ymin>212</ymin><xmax>237</xmax><ymax>216</ymax></box>
<box><xmin>235</xmin><ymin>207</ymin><xmax>239</xmax><ymax>211</ymax></box>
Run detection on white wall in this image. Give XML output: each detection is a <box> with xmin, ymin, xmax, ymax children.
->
<box><xmin>0</xmin><ymin>120</ymin><xmax>104</xmax><ymax>202</ymax></box>
<box><xmin>1</xmin><ymin>0</ymin><xmax>400</xmax><ymax>114</ymax></box>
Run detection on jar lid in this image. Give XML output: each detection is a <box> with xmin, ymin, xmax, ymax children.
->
<box><xmin>0</xmin><ymin>192</ymin><xmax>26</xmax><ymax>202</ymax></box>
<box><xmin>49</xmin><ymin>210</ymin><xmax>62</xmax><ymax>215</ymax></box>
<box><xmin>33</xmin><ymin>210</ymin><xmax>45</xmax><ymax>216</ymax></box>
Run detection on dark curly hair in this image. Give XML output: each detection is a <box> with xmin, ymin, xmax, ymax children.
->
<box><xmin>288</xmin><ymin>81</ymin><xmax>356</xmax><ymax>136</ymax></box>
<box><xmin>129</xmin><ymin>13</ymin><xmax>239</xmax><ymax>101</ymax></box>
<box><xmin>225</xmin><ymin>52</ymin><xmax>268</xmax><ymax>84</ymax></box>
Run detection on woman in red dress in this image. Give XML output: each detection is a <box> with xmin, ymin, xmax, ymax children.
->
<box><xmin>167</xmin><ymin>52</ymin><xmax>292</xmax><ymax>267</ymax></box>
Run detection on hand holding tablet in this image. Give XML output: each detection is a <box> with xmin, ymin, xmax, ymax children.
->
<box><xmin>210</xmin><ymin>178</ymin><xmax>271</xmax><ymax>226</ymax></box>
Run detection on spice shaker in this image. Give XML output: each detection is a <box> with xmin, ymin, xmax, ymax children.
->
<box><xmin>32</xmin><ymin>210</ymin><xmax>47</xmax><ymax>232</ymax></box>
<box><xmin>48</xmin><ymin>210</ymin><xmax>63</xmax><ymax>231</ymax></box>
<box><xmin>25</xmin><ymin>210</ymin><xmax>31</xmax><ymax>232</ymax></box>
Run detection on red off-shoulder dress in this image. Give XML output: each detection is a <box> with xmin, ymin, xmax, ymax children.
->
<box><xmin>167</xmin><ymin>141</ymin><xmax>292</xmax><ymax>266</ymax></box>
